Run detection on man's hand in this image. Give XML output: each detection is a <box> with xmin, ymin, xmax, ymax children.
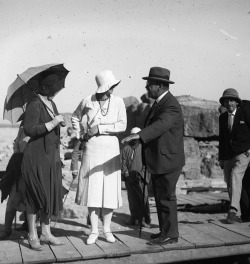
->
<box><xmin>121</xmin><ymin>134</ymin><xmax>140</xmax><ymax>144</ymax></box>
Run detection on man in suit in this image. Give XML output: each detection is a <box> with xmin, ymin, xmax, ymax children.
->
<box><xmin>122</xmin><ymin>67</ymin><xmax>185</xmax><ymax>245</ymax></box>
<box><xmin>219</xmin><ymin>88</ymin><xmax>250</xmax><ymax>224</ymax></box>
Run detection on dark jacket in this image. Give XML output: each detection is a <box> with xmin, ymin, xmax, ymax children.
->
<box><xmin>139</xmin><ymin>91</ymin><xmax>185</xmax><ymax>174</ymax></box>
<box><xmin>219</xmin><ymin>100</ymin><xmax>250</xmax><ymax>160</ymax></box>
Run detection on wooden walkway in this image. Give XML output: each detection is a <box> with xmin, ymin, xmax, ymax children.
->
<box><xmin>1</xmin><ymin>221</ymin><xmax>250</xmax><ymax>264</ymax></box>
<box><xmin>1</xmin><ymin>191</ymin><xmax>250</xmax><ymax>264</ymax></box>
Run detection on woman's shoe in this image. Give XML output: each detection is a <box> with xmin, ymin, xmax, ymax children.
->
<box><xmin>87</xmin><ymin>232</ymin><xmax>99</xmax><ymax>245</ymax></box>
<box><xmin>104</xmin><ymin>232</ymin><xmax>116</xmax><ymax>243</ymax></box>
<box><xmin>28</xmin><ymin>236</ymin><xmax>42</xmax><ymax>251</ymax></box>
<box><xmin>40</xmin><ymin>234</ymin><xmax>65</xmax><ymax>246</ymax></box>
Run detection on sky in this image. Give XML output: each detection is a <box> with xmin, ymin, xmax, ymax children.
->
<box><xmin>0</xmin><ymin>0</ymin><xmax>250</xmax><ymax>122</ymax></box>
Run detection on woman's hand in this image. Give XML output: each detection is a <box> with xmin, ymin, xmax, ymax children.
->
<box><xmin>51</xmin><ymin>115</ymin><xmax>64</xmax><ymax>127</ymax></box>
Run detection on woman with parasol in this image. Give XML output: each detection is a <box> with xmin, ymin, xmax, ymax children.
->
<box><xmin>21</xmin><ymin>74</ymin><xmax>65</xmax><ymax>250</ymax></box>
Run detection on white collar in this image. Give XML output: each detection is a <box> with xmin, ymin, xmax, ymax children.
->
<box><xmin>156</xmin><ymin>90</ymin><xmax>168</xmax><ymax>104</ymax></box>
<box><xmin>228</xmin><ymin>109</ymin><xmax>237</xmax><ymax>116</ymax></box>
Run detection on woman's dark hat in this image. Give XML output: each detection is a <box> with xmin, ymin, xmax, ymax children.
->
<box><xmin>219</xmin><ymin>88</ymin><xmax>241</xmax><ymax>105</ymax></box>
<box><xmin>142</xmin><ymin>67</ymin><xmax>175</xmax><ymax>84</ymax></box>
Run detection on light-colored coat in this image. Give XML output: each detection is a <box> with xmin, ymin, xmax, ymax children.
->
<box><xmin>71</xmin><ymin>94</ymin><xmax>127</xmax><ymax>209</ymax></box>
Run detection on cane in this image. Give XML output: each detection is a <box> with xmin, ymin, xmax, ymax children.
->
<box><xmin>139</xmin><ymin>166</ymin><xmax>147</xmax><ymax>237</ymax></box>
<box><xmin>54</xmin><ymin>177</ymin><xmax>75</xmax><ymax>228</ymax></box>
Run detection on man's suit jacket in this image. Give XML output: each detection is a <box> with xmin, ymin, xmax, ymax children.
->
<box><xmin>139</xmin><ymin>91</ymin><xmax>185</xmax><ymax>174</ymax></box>
<box><xmin>219</xmin><ymin>100</ymin><xmax>250</xmax><ymax>161</ymax></box>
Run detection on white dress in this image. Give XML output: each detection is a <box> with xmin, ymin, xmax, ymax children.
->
<box><xmin>71</xmin><ymin>94</ymin><xmax>127</xmax><ymax>209</ymax></box>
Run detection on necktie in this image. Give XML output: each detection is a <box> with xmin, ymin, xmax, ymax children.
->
<box><xmin>131</xmin><ymin>149</ymin><xmax>135</xmax><ymax>160</ymax></box>
<box><xmin>149</xmin><ymin>101</ymin><xmax>157</xmax><ymax>115</ymax></box>
<box><xmin>145</xmin><ymin>101</ymin><xmax>157</xmax><ymax>126</ymax></box>
<box><xmin>228</xmin><ymin>113</ymin><xmax>234</xmax><ymax>131</ymax></box>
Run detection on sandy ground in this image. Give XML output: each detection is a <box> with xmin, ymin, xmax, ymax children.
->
<box><xmin>0</xmin><ymin>127</ymin><xmax>226</xmax><ymax>240</ymax></box>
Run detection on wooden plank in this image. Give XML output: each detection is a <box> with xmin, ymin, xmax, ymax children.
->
<box><xmin>212</xmin><ymin>221</ymin><xmax>250</xmax><ymax>238</ymax></box>
<box><xmin>125</xmin><ymin>244</ymin><xmax>250</xmax><ymax>264</ymax></box>
<box><xmin>20</xmin><ymin>239</ymin><xmax>55</xmax><ymax>264</ymax></box>
<box><xmin>191</xmin><ymin>223</ymin><xmax>250</xmax><ymax>245</ymax></box>
<box><xmin>208</xmin><ymin>192</ymin><xmax>229</xmax><ymax>200</ymax></box>
<box><xmin>190</xmin><ymin>194</ymin><xmax>220</xmax><ymax>204</ymax></box>
<box><xmin>177</xmin><ymin>195</ymin><xmax>202</xmax><ymax>206</ymax></box>
<box><xmin>49</xmin><ymin>236</ymin><xmax>82</xmax><ymax>262</ymax></box>
<box><xmin>195</xmin><ymin>192</ymin><xmax>227</xmax><ymax>201</ymax></box>
<box><xmin>178</xmin><ymin>224</ymin><xmax>225</xmax><ymax>248</ymax></box>
<box><xmin>67</xmin><ymin>235</ymin><xmax>106</xmax><ymax>260</ymax></box>
<box><xmin>96</xmin><ymin>233</ymin><xmax>131</xmax><ymax>258</ymax></box>
<box><xmin>184</xmin><ymin>194</ymin><xmax>211</xmax><ymax>205</ymax></box>
<box><xmin>114</xmin><ymin>230</ymin><xmax>164</xmax><ymax>254</ymax></box>
<box><xmin>68</xmin><ymin>244</ymin><xmax>250</xmax><ymax>264</ymax></box>
<box><xmin>177</xmin><ymin>197</ymin><xmax>191</xmax><ymax>205</ymax></box>
<box><xmin>0</xmin><ymin>240</ymin><xmax>22</xmax><ymax>264</ymax></box>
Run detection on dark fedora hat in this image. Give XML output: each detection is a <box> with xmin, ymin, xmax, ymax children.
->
<box><xmin>142</xmin><ymin>67</ymin><xmax>175</xmax><ymax>84</ymax></box>
<box><xmin>219</xmin><ymin>88</ymin><xmax>241</xmax><ymax>105</ymax></box>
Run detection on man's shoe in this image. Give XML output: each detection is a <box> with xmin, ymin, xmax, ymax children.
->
<box><xmin>150</xmin><ymin>235</ymin><xmax>178</xmax><ymax>245</ymax></box>
<box><xmin>225</xmin><ymin>211</ymin><xmax>238</xmax><ymax>224</ymax></box>
<box><xmin>150</xmin><ymin>232</ymin><xmax>161</xmax><ymax>239</ymax></box>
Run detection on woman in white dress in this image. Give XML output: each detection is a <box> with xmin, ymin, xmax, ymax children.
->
<box><xmin>71</xmin><ymin>70</ymin><xmax>127</xmax><ymax>244</ymax></box>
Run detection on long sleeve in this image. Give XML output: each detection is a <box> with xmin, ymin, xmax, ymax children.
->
<box><xmin>70</xmin><ymin>139</ymin><xmax>81</xmax><ymax>172</ymax></box>
<box><xmin>23</xmin><ymin>100</ymin><xmax>48</xmax><ymax>137</ymax></box>
<box><xmin>71</xmin><ymin>99</ymin><xmax>88</xmax><ymax>139</ymax></box>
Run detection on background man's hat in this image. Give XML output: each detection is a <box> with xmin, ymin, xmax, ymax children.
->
<box><xmin>219</xmin><ymin>88</ymin><xmax>241</xmax><ymax>105</ymax></box>
<box><xmin>95</xmin><ymin>70</ymin><xmax>121</xmax><ymax>94</ymax></box>
<box><xmin>142</xmin><ymin>67</ymin><xmax>175</xmax><ymax>84</ymax></box>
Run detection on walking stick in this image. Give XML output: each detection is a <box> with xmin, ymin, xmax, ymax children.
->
<box><xmin>54</xmin><ymin>177</ymin><xmax>75</xmax><ymax>228</ymax></box>
<box><xmin>139</xmin><ymin>166</ymin><xmax>147</xmax><ymax>237</ymax></box>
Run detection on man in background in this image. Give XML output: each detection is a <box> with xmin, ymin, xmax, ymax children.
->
<box><xmin>121</xmin><ymin>127</ymin><xmax>151</xmax><ymax>228</ymax></box>
<box><xmin>219</xmin><ymin>88</ymin><xmax>250</xmax><ymax>223</ymax></box>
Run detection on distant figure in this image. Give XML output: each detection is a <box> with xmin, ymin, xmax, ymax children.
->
<box><xmin>22</xmin><ymin>74</ymin><xmax>65</xmax><ymax>250</ymax></box>
<box><xmin>121</xmin><ymin>127</ymin><xmax>151</xmax><ymax>228</ymax></box>
<box><xmin>71</xmin><ymin>70</ymin><xmax>127</xmax><ymax>245</ymax></box>
<box><xmin>0</xmin><ymin>124</ymin><xmax>29</xmax><ymax>240</ymax></box>
<box><xmin>122</xmin><ymin>67</ymin><xmax>185</xmax><ymax>245</ymax></box>
<box><xmin>218</xmin><ymin>88</ymin><xmax>250</xmax><ymax>224</ymax></box>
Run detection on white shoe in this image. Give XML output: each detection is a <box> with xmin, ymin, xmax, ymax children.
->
<box><xmin>104</xmin><ymin>232</ymin><xmax>115</xmax><ymax>243</ymax></box>
<box><xmin>87</xmin><ymin>232</ymin><xmax>99</xmax><ymax>245</ymax></box>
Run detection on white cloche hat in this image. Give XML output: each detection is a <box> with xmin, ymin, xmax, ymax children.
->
<box><xmin>95</xmin><ymin>70</ymin><xmax>121</xmax><ymax>94</ymax></box>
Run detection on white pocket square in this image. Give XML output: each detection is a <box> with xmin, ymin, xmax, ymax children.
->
<box><xmin>240</xmin><ymin>121</ymin><xmax>245</xmax><ymax>124</ymax></box>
